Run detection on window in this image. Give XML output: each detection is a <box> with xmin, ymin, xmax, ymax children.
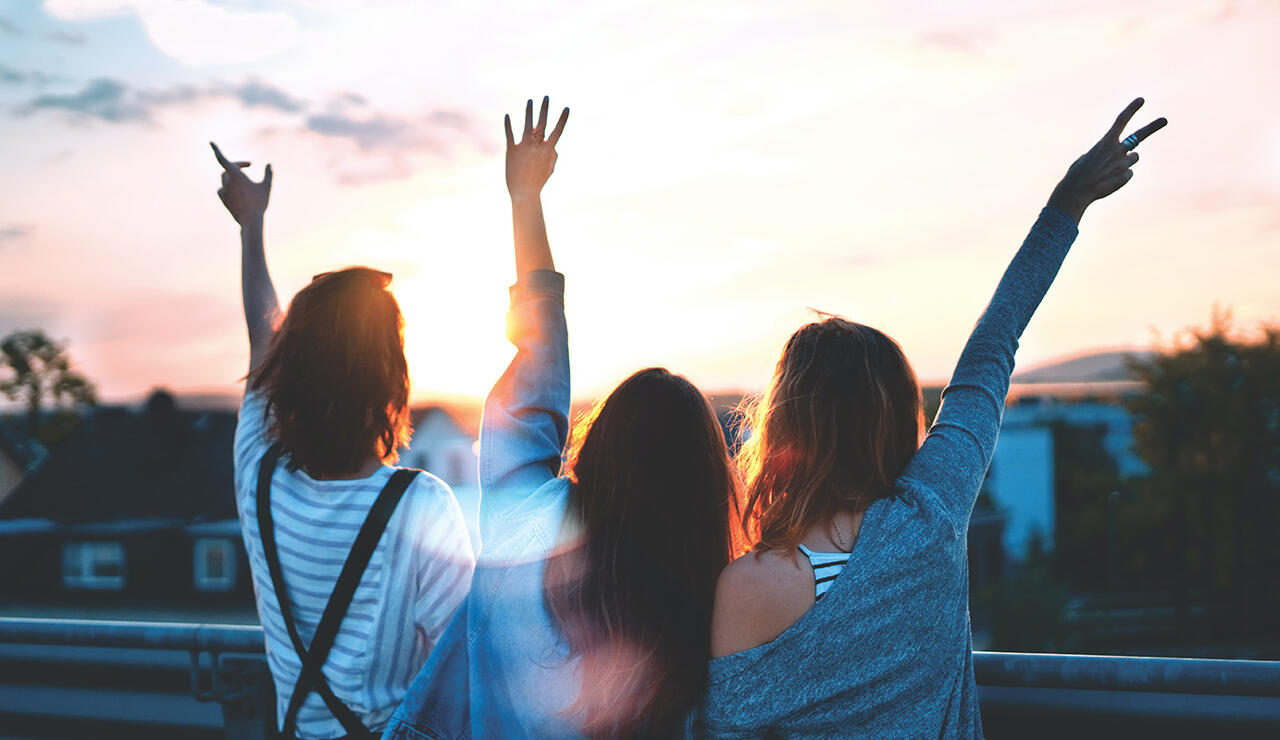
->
<box><xmin>62</xmin><ymin>541</ymin><xmax>125</xmax><ymax>590</ymax></box>
<box><xmin>449</xmin><ymin>451</ymin><xmax>468</xmax><ymax>485</ymax></box>
<box><xmin>194</xmin><ymin>538</ymin><xmax>237</xmax><ymax>591</ymax></box>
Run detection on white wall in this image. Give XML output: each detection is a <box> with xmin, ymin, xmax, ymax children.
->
<box><xmin>987</xmin><ymin>422</ymin><xmax>1055</xmax><ymax>558</ymax></box>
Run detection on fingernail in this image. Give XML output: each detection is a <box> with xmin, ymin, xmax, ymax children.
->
<box><xmin>544</xmin><ymin>95</ymin><xmax>549</xmax><ymax>102</ymax></box>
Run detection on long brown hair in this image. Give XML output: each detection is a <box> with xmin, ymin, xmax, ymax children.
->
<box><xmin>739</xmin><ymin>316</ymin><xmax>923</xmax><ymax>551</ymax></box>
<box><xmin>248</xmin><ymin>267</ymin><xmax>412</xmax><ymax>478</ymax></box>
<box><xmin>544</xmin><ymin>368</ymin><xmax>743</xmax><ymax>739</ymax></box>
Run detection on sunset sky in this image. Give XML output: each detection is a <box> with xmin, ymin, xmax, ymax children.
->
<box><xmin>0</xmin><ymin>0</ymin><xmax>1276</xmax><ymax>403</ymax></box>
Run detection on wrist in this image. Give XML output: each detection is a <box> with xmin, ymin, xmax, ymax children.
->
<box><xmin>239</xmin><ymin>214</ymin><xmax>265</xmax><ymax>233</ymax></box>
<box><xmin>508</xmin><ymin>190</ymin><xmax>543</xmax><ymax>207</ymax></box>
<box><xmin>1046</xmin><ymin>190</ymin><xmax>1086</xmax><ymax>225</ymax></box>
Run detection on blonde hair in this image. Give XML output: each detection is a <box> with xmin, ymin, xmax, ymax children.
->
<box><xmin>738</xmin><ymin>316</ymin><xmax>924</xmax><ymax>551</ymax></box>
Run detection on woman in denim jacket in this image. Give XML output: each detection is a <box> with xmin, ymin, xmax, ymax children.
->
<box><xmin>385</xmin><ymin>97</ymin><xmax>742</xmax><ymax>739</ymax></box>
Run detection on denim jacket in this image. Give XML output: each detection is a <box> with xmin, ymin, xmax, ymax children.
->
<box><xmin>384</xmin><ymin>270</ymin><xmax>584</xmax><ymax>739</ymax></box>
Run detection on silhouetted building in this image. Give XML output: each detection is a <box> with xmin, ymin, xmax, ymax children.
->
<box><xmin>987</xmin><ymin>383</ymin><xmax>1147</xmax><ymax>558</ymax></box>
<box><xmin>0</xmin><ymin>391</ymin><xmax>253</xmax><ymax>610</ymax></box>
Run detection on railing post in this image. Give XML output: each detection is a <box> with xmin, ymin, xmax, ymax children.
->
<box><xmin>216</xmin><ymin>655</ymin><xmax>275</xmax><ymax>740</ymax></box>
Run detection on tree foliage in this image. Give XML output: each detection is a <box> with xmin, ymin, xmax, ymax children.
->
<box><xmin>1126</xmin><ymin>312</ymin><xmax>1280</xmax><ymax>638</ymax></box>
<box><xmin>1051</xmin><ymin>421</ymin><xmax>1124</xmax><ymax>593</ymax></box>
<box><xmin>989</xmin><ymin>534</ymin><xmax>1070</xmax><ymax>652</ymax></box>
<box><xmin>0</xmin><ymin>329</ymin><xmax>96</xmax><ymax>443</ymax></box>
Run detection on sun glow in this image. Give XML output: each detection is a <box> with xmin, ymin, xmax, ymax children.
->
<box><xmin>399</xmin><ymin>277</ymin><xmax>512</xmax><ymax>401</ymax></box>
<box><xmin>385</xmin><ymin>186</ymin><xmax>517</xmax><ymax>401</ymax></box>
<box><xmin>2</xmin><ymin>1</ymin><xmax>1277</xmax><ymax>404</ymax></box>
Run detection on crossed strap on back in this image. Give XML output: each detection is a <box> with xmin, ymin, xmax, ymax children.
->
<box><xmin>256</xmin><ymin>444</ymin><xmax>418</xmax><ymax>739</ymax></box>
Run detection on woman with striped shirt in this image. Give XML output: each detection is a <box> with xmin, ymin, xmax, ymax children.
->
<box><xmin>211</xmin><ymin>143</ymin><xmax>476</xmax><ymax>740</ymax></box>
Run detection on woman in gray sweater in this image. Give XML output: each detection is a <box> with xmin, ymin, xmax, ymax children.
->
<box><xmin>702</xmin><ymin>98</ymin><xmax>1167</xmax><ymax>738</ymax></box>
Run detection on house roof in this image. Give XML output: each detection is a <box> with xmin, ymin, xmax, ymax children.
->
<box><xmin>0</xmin><ymin>416</ymin><xmax>46</xmax><ymax>473</ymax></box>
<box><xmin>0</xmin><ymin>391</ymin><xmax>238</xmax><ymax>525</ymax></box>
<box><xmin>410</xmin><ymin>403</ymin><xmax>481</xmax><ymax>439</ymax></box>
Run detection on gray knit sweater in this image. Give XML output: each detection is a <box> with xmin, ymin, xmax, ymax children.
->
<box><xmin>699</xmin><ymin>206</ymin><xmax>1080</xmax><ymax>739</ymax></box>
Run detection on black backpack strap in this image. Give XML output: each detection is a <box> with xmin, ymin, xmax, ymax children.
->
<box><xmin>256</xmin><ymin>444</ymin><xmax>418</xmax><ymax>737</ymax></box>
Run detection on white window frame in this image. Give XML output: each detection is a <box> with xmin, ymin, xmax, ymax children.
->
<box><xmin>193</xmin><ymin>538</ymin><xmax>237</xmax><ymax>591</ymax></box>
<box><xmin>62</xmin><ymin>541</ymin><xmax>125</xmax><ymax>590</ymax></box>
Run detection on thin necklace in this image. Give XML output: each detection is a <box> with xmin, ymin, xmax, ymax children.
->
<box><xmin>833</xmin><ymin>517</ymin><xmax>847</xmax><ymax>550</ymax></box>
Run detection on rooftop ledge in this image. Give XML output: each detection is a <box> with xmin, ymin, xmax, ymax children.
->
<box><xmin>1</xmin><ymin>617</ymin><xmax>1278</xmax><ymax>739</ymax></box>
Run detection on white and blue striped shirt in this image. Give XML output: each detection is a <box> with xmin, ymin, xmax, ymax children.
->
<box><xmin>797</xmin><ymin>544</ymin><xmax>852</xmax><ymax>600</ymax></box>
<box><xmin>234</xmin><ymin>391</ymin><xmax>475</xmax><ymax>739</ymax></box>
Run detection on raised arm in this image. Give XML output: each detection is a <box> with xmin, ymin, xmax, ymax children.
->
<box><xmin>479</xmin><ymin>97</ymin><xmax>573</xmax><ymax>499</ymax></box>
<box><xmin>211</xmin><ymin>142</ymin><xmax>280</xmax><ymax>375</ymax></box>
<box><xmin>901</xmin><ymin>98</ymin><xmax>1167</xmax><ymax>525</ymax></box>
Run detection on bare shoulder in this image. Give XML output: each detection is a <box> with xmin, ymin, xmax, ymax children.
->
<box><xmin>710</xmin><ymin>548</ymin><xmax>815</xmax><ymax>658</ymax></box>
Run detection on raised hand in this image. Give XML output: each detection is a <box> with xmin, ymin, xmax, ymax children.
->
<box><xmin>1047</xmin><ymin>98</ymin><xmax>1167</xmax><ymax>223</ymax></box>
<box><xmin>211</xmin><ymin>142</ymin><xmax>273</xmax><ymax>226</ymax></box>
<box><xmin>504</xmin><ymin>96</ymin><xmax>569</xmax><ymax>201</ymax></box>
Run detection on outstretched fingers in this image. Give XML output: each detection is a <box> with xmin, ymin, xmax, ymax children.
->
<box><xmin>1107</xmin><ymin>98</ymin><xmax>1145</xmax><ymax>140</ymax></box>
<box><xmin>536</xmin><ymin>96</ymin><xmax>549</xmax><ymax>137</ymax></box>
<box><xmin>210</xmin><ymin>142</ymin><xmax>238</xmax><ymax>172</ymax></box>
<box><xmin>1127</xmin><ymin>117</ymin><xmax>1168</xmax><ymax>148</ymax></box>
<box><xmin>512</xmin><ymin>97</ymin><xmax>566</xmax><ymax>146</ymax></box>
<box><xmin>547</xmin><ymin>107</ymin><xmax>570</xmax><ymax>146</ymax></box>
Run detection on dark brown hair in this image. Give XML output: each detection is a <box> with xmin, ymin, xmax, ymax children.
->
<box><xmin>248</xmin><ymin>267</ymin><xmax>412</xmax><ymax>478</ymax></box>
<box><xmin>544</xmin><ymin>368</ymin><xmax>744</xmax><ymax>739</ymax></box>
<box><xmin>738</xmin><ymin>316</ymin><xmax>923</xmax><ymax>551</ymax></box>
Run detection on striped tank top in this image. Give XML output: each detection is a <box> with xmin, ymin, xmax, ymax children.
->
<box><xmin>797</xmin><ymin>544</ymin><xmax>852</xmax><ymax>600</ymax></box>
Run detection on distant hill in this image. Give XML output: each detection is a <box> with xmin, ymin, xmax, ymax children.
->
<box><xmin>172</xmin><ymin>390</ymin><xmax>242</xmax><ymax>411</ymax></box>
<box><xmin>1013</xmin><ymin>350</ymin><xmax>1155</xmax><ymax>384</ymax></box>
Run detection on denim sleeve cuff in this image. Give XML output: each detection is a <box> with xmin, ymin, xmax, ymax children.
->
<box><xmin>509</xmin><ymin>270</ymin><xmax>565</xmax><ymax>305</ymax></box>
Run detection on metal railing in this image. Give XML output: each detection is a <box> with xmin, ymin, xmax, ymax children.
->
<box><xmin>1</xmin><ymin>617</ymin><xmax>1279</xmax><ymax>738</ymax></box>
<box><xmin>0</xmin><ymin>617</ymin><xmax>273</xmax><ymax>739</ymax></box>
<box><xmin>974</xmin><ymin>650</ymin><xmax>1280</xmax><ymax>696</ymax></box>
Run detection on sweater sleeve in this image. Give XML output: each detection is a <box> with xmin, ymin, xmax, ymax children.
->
<box><xmin>477</xmin><ymin>270</ymin><xmax>571</xmax><ymax>513</ymax></box>
<box><xmin>899</xmin><ymin>206</ymin><xmax>1078</xmax><ymax>527</ymax></box>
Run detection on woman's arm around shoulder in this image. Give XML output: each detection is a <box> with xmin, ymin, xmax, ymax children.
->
<box><xmin>711</xmin><ymin>549</ymin><xmax>815</xmax><ymax>658</ymax></box>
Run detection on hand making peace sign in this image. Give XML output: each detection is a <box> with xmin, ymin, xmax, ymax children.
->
<box><xmin>1048</xmin><ymin>97</ymin><xmax>1168</xmax><ymax>223</ymax></box>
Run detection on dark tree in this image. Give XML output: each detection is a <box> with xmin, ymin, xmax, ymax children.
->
<box><xmin>0</xmin><ymin>329</ymin><xmax>96</xmax><ymax>443</ymax></box>
<box><xmin>1050</xmin><ymin>421</ymin><xmax>1123</xmax><ymax>594</ymax></box>
<box><xmin>1126</xmin><ymin>312</ymin><xmax>1280</xmax><ymax>640</ymax></box>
